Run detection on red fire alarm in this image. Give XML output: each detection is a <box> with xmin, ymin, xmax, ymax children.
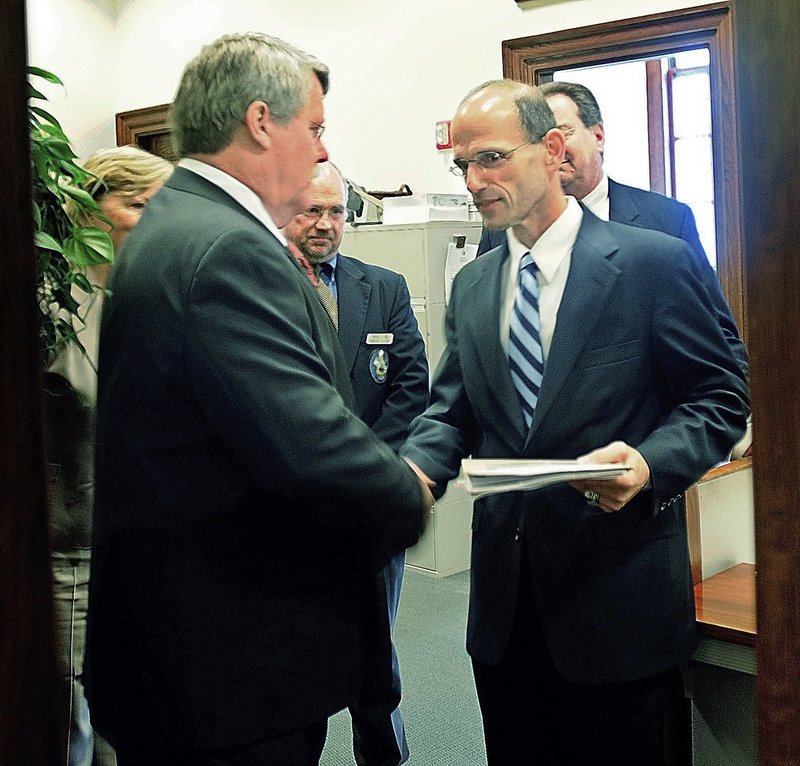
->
<box><xmin>435</xmin><ymin>120</ymin><xmax>452</xmax><ymax>150</ymax></box>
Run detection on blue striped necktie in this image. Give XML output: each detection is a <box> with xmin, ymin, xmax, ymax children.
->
<box><xmin>508</xmin><ymin>253</ymin><xmax>544</xmax><ymax>428</ymax></box>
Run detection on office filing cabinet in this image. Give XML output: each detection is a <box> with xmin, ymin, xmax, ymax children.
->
<box><xmin>343</xmin><ymin>221</ymin><xmax>482</xmax><ymax>576</ymax></box>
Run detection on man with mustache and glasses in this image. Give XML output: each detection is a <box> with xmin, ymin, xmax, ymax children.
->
<box><xmin>284</xmin><ymin>161</ymin><xmax>429</xmax><ymax>766</ymax></box>
<box><xmin>401</xmin><ymin>79</ymin><xmax>748</xmax><ymax>765</ymax></box>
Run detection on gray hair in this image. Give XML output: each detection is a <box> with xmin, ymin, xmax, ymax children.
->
<box><xmin>170</xmin><ymin>32</ymin><xmax>330</xmax><ymax>156</ymax></box>
<box><xmin>459</xmin><ymin>79</ymin><xmax>556</xmax><ymax>143</ymax></box>
<box><xmin>540</xmin><ymin>81</ymin><xmax>604</xmax><ymax>129</ymax></box>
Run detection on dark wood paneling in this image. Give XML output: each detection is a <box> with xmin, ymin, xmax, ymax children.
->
<box><xmin>734</xmin><ymin>0</ymin><xmax>800</xmax><ymax>762</ymax></box>
<box><xmin>0</xmin><ymin>1</ymin><xmax>63</xmax><ymax>762</ymax></box>
<box><xmin>645</xmin><ymin>59</ymin><xmax>667</xmax><ymax>195</ymax></box>
<box><xmin>116</xmin><ymin>103</ymin><xmax>177</xmax><ymax>161</ymax></box>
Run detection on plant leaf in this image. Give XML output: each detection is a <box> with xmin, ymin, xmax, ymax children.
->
<box><xmin>27</xmin><ymin>66</ymin><xmax>63</xmax><ymax>85</ymax></box>
<box><xmin>28</xmin><ymin>84</ymin><xmax>48</xmax><ymax>101</ymax></box>
<box><xmin>64</xmin><ymin>228</ymin><xmax>114</xmax><ymax>267</ymax></box>
<box><xmin>34</xmin><ymin>231</ymin><xmax>64</xmax><ymax>252</ymax></box>
<box><xmin>72</xmin><ymin>272</ymin><xmax>94</xmax><ymax>293</ymax></box>
<box><xmin>41</xmin><ymin>135</ymin><xmax>77</xmax><ymax>163</ymax></box>
<box><xmin>37</xmin><ymin>122</ymin><xmax>67</xmax><ymax>138</ymax></box>
<box><xmin>73</xmin><ymin>227</ymin><xmax>115</xmax><ymax>262</ymax></box>
<box><xmin>60</xmin><ymin>184</ymin><xmax>96</xmax><ymax>209</ymax></box>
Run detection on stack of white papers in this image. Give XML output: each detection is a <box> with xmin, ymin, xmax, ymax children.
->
<box><xmin>460</xmin><ymin>458</ymin><xmax>631</xmax><ymax>498</ymax></box>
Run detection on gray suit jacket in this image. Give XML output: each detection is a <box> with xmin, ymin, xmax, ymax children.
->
<box><xmin>87</xmin><ymin>168</ymin><xmax>426</xmax><ymax>748</ymax></box>
<box><xmin>403</xmin><ymin>210</ymin><xmax>748</xmax><ymax>684</ymax></box>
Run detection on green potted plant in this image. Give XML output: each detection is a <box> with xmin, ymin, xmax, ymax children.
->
<box><xmin>28</xmin><ymin>66</ymin><xmax>114</xmax><ymax>365</ymax></box>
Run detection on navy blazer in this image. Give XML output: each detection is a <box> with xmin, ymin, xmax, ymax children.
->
<box><xmin>87</xmin><ymin>169</ymin><xmax>426</xmax><ymax>748</ymax></box>
<box><xmin>478</xmin><ymin>179</ymin><xmax>748</xmax><ymax>375</ymax></box>
<box><xmin>403</xmin><ymin>210</ymin><xmax>748</xmax><ymax>684</ymax></box>
<box><xmin>335</xmin><ymin>254</ymin><xmax>429</xmax><ymax>453</ymax></box>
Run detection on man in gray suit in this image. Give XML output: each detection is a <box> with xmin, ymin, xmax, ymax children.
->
<box><xmin>86</xmin><ymin>33</ymin><xmax>432</xmax><ymax>766</ymax></box>
<box><xmin>402</xmin><ymin>79</ymin><xmax>748</xmax><ymax>765</ymax></box>
<box><xmin>478</xmin><ymin>80</ymin><xmax>747</xmax><ymax>375</ymax></box>
<box><xmin>285</xmin><ymin>162</ymin><xmax>429</xmax><ymax>766</ymax></box>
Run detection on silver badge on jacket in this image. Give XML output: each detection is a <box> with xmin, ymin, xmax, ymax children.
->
<box><xmin>369</xmin><ymin>349</ymin><xmax>389</xmax><ymax>384</ymax></box>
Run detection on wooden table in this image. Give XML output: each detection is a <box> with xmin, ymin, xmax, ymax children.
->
<box><xmin>694</xmin><ymin>562</ymin><xmax>756</xmax><ymax>648</ymax></box>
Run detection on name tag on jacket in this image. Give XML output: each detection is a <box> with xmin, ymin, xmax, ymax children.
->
<box><xmin>366</xmin><ymin>333</ymin><xmax>394</xmax><ymax>345</ymax></box>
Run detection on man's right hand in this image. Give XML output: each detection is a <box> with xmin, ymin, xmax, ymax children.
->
<box><xmin>404</xmin><ymin>458</ymin><xmax>436</xmax><ymax>529</ymax></box>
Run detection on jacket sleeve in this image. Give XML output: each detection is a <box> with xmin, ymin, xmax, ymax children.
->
<box><xmin>185</xmin><ymin>229</ymin><xmax>426</xmax><ymax>547</ymax></box>
<box><xmin>369</xmin><ymin>274</ymin><xmax>430</xmax><ymax>453</ymax></box>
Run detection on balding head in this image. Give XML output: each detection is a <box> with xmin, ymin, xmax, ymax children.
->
<box><xmin>283</xmin><ymin>161</ymin><xmax>348</xmax><ymax>264</ymax></box>
<box><xmin>451</xmin><ymin>79</ymin><xmax>567</xmax><ymax>246</ymax></box>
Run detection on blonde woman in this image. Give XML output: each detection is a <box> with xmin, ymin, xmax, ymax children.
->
<box><xmin>46</xmin><ymin>146</ymin><xmax>172</xmax><ymax>766</ymax></box>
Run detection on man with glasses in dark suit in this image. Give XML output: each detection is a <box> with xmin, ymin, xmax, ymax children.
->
<box><xmin>402</xmin><ymin>79</ymin><xmax>748</xmax><ymax>765</ymax></box>
<box><xmin>477</xmin><ymin>80</ymin><xmax>747</xmax><ymax>376</ymax></box>
<box><xmin>87</xmin><ymin>33</ymin><xmax>432</xmax><ymax>766</ymax></box>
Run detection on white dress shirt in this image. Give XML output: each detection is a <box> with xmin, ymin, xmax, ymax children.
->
<box><xmin>178</xmin><ymin>158</ymin><xmax>287</xmax><ymax>246</ymax></box>
<box><xmin>500</xmin><ymin>196</ymin><xmax>583</xmax><ymax>360</ymax></box>
<box><xmin>579</xmin><ymin>171</ymin><xmax>610</xmax><ymax>221</ymax></box>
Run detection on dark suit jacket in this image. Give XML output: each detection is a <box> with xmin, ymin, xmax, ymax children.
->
<box><xmin>87</xmin><ymin>168</ymin><xmax>426</xmax><ymax>749</ymax></box>
<box><xmin>478</xmin><ymin>179</ymin><xmax>748</xmax><ymax>375</ymax></box>
<box><xmin>335</xmin><ymin>254</ymin><xmax>429</xmax><ymax>453</ymax></box>
<box><xmin>403</xmin><ymin>211</ymin><xmax>748</xmax><ymax>684</ymax></box>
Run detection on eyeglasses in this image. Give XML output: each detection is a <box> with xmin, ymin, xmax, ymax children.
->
<box><xmin>300</xmin><ymin>205</ymin><xmax>345</xmax><ymax>223</ymax></box>
<box><xmin>450</xmin><ymin>141</ymin><xmax>536</xmax><ymax>177</ymax></box>
<box><xmin>309</xmin><ymin>122</ymin><xmax>325</xmax><ymax>140</ymax></box>
<box><xmin>557</xmin><ymin>124</ymin><xmax>579</xmax><ymax>139</ymax></box>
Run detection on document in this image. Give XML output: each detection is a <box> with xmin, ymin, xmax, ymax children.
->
<box><xmin>460</xmin><ymin>458</ymin><xmax>631</xmax><ymax>498</ymax></box>
<box><xmin>444</xmin><ymin>237</ymin><xmax>478</xmax><ymax>305</ymax></box>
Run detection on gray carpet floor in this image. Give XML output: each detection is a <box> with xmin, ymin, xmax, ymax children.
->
<box><xmin>319</xmin><ymin>568</ymin><xmax>488</xmax><ymax>766</ymax></box>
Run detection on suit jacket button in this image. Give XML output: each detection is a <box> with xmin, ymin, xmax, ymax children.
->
<box><xmin>514</xmin><ymin>528</ymin><xmax>521</xmax><ymax>541</ymax></box>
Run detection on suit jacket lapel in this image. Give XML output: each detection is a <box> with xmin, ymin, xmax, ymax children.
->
<box><xmin>527</xmin><ymin>213</ymin><xmax>621</xmax><ymax>441</ymax></box>
<box><xmin>335</xmin><ymin>255</ymin><xmax>370</xmax><ymax>373</ymax></box>
<box><xmin>462</xmin><ymin>244</ymin><xmax>529</xmax><ymax>442</ymax></box>
<box><xmin>608</xmin><ymin>178</ymin><xmax>640</xmax><ymax>226</ymax></box>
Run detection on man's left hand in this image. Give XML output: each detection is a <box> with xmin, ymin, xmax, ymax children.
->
<box><xmin>569</xmin><ymin>441</ymin><xmax>651</xmax><ymax>513</ymax></box>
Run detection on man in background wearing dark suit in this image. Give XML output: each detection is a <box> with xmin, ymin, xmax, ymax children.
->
<box><xmin>87</xmin><ymin>33</ymin><xmax>432</xmax><ymax>766</ymax></box>
<box><xmin>284</xmin><ymin>161</ymin><xmax>429</xmax><ymax>766</ymax></box>
<box><xmin>402</xmin><ymin>79</ymin><xmax>748</xmax><ymax>765</ymax></box>
<box><xmin>478</xmin><ymin>80</ymin><xmax>747</xmax><ymax>375</ymax></box>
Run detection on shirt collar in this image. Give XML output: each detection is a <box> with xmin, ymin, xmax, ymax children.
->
<box><xmin>178</xmin><ymin>158</ymin><xmax>287</xmax><ymax>246</ymax></box>
<box><xmin>506</xmin><ymin>196</ymin><xmax>584</xmax><ymax>283</ymax></box>
<box><xmin>578</xmin><ymin>171</ymin><xmax>609</xmax><ymax>220</ymax></box>
<box><xmin>323</xmin><ymin>253</ymin><xmax>338</xmax><ymax>273</ymax></box>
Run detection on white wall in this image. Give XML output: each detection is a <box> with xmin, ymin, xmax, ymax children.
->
<box><xmin>27</xmin><ymin>0</ymin><xmax>715</xmax><ymax>191</ymax></box>
<box><xmin>26</xmin><ymin>0</ymin><xmax>118</xmax><ymax>154</ymax></box>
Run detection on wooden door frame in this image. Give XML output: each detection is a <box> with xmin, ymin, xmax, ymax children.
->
<box><xmin>0</xmin><ymin>0</ymin><xmax>63</xmax><ymax>761</ymax></box>
<box><xmin>734</xmin><ymin>0</ymin><xmax>800</xmax><ymax>760</ymax></box>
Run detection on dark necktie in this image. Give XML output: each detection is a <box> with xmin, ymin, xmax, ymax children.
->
<box><xmin>287</xmin><ymin>242</ymin><xmax>339</xmax><ymax>331</ymax></box>
<box><xmin>313</xmin><ymin>262</ymin><xmax>339</xmax><ymax>332</ymax></box>
<box><xmin>508</xmin><ymin>253</ymin><xmax>543</xmax><ymax>428</ymax></box>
